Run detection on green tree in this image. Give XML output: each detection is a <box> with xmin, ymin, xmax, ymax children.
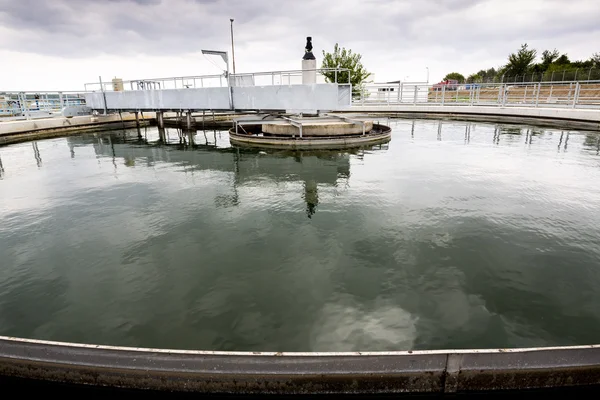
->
<box><xmin>541</xmin><ymin>49</ymin><xmax>560</xmax><ymax>67</ymax></box>
<box><xmin>321</xmin><ymin>43</ymin><xmax>372</xmax><ymax>93</ymax></box>
<box><xmin>504</xmin><ymin>43</ymin><xmax>537</xmax><ymax>77</ymax></box>
<box><xmin>592</xmin><ymin>53</ymin><xmax>600</xmax><ymax>68</ymax></box>
<box><xmin>466</xmin><ymin>73</ymin><xmax>482</xmax><ymax>83</ymax></box>
<box><xmin>443</xmin><ymin>72</ymin><xmax>465</xmax><ymax>83</ymax></box>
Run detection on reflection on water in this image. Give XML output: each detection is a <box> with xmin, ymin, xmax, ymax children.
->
<box><xmin>0</xmin><ymin>119</ymin><xmax>600</xmax><ymax>352</ymax></box>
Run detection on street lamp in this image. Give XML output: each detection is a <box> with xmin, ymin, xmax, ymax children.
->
<box><xmin>230</xmin><ymin>19</ymin><xmax>236</xmax><ymax>75</ymax></box>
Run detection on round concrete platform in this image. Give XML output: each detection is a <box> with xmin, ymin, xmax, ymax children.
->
<box><xmin>230</xmin><ymin>124</ymin><xmax>391</xmax><ymax>150</ymax></box>
<box><xmin>262</xmin><ymin>121</ymin><xmax>373</xmax><ymax>136</ymax></box>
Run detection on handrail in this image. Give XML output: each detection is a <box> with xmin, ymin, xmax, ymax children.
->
<box><xmin>84</xmin><ymin>68</ymin><xmax>353</xmax><ymax>92</ymax></box>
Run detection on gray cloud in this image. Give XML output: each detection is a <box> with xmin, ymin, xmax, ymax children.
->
<box><xmin>0</xmin><ymin>0</ymin><xmax>598</xmax><ymax>85</ymax></box>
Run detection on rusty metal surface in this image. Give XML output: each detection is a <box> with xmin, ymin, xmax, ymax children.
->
<box><xmin>1</xmin><ymin>337</ymin><xmax>600</xmax><ymax>395</ymax></box>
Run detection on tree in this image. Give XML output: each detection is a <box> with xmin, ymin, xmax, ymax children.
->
<box><xmin>321</xmin><ymin>43</ymin><xmax>372</xmax><ymax>93</ymax></box>
<box><xmin>541</xmin><ymin>49</ymin><xmax>560</xmax><ymax>67</ymax></box>
<box><xmin>592</xmin><ymin>53</ymin><xmax>600</xmax><ymax>68</ymax></box>
<box><xmin>466</xmin><ymin>73</ymin><xmax>482</xmax><ymax>83</ymax></box>
<box><xmin>443</xmin><ymin>72</ymin><xmax>465</xmax><ymax>83</ymax></box>
<box><xmin>504</xmin><ymin>43</ymin><xmax>537</xmax><ymax>77</ymax></box>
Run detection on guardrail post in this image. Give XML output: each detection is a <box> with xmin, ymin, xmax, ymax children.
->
<box><xmin>400</xmin><ymin>83</ymin><xmax>404</xmax><ymax>103</ymax></box>
<box><xmin>397</xmin><ymin>82</ymin><xmax>401</xmax><ymax>103</ymax></box>
<box><xmin>441</xmin><ymin>85</ymin><xmax>445</xmax><ymax>106</ymax></box>
<box><xmin>414</xmin><ymin>86</ymin><xmax>418</xmax><ymax>105</ymax></box>
<box><xmin>535</xmin><ymin>83</ymin><xmax>541</xmax><ymax>107</ymax></box>
<box><xmin>572</xmin><ymin>82</ymin><xmax>580</xmax><ymax>108</ymax></box>
<box><xmin>58</xmin><ymin>92</ymin><xmax>63</xmax><ymax>110</ymax></box>
<box><xmin>502</xmin><ymin>84</ymin><xmax>507</xmax><ymax>107</ymax></box>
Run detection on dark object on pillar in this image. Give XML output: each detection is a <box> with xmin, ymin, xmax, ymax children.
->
<box><xmin>303</xmin><ymin>36</ymin><xmax>315</xmax><ymax>60</ymax></box>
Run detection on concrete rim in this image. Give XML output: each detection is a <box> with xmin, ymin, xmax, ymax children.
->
<box><xmin>229</xmin><ymin>124</ymin><xmax>392</xmax><ymax>149</ymax></box>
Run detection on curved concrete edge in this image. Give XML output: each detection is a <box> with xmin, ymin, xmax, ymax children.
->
<box><xmin>0</xmin><ymin>113</ymin><xmax>153</xmax><ymax>146</ymax></box>
<box><xmin>229</xmin><ymin>125</ymin><xmax>391</xmax><ymax>150</ymax></box>
<box><xmin>0</xmin><ymin>336</ymin><xmax>599</xmax><ymax>394</ymax></box>
<box><xmin>262</xmin><ymin>121</ymin><xmax>374</xmax><ymax>136</ymax></box>
<box><xmin>347</xmin><ymin>105</ymin><xmax>600</xmax><ymax>130</ymax></box>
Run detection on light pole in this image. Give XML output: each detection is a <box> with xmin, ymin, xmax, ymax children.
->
<box><xmin>230</xmin><ymin>18</ymin><xmax>236</xmax><ymax>75</ymax></box>
<box><xmin>426</xmin><ymin>67</ymin><xmax>429</xmax><ymax>83</ymax></box>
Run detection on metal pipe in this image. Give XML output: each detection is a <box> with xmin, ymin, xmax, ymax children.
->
<box><xmin>230</xmin><ymin>18</ymin><xmax>236</xmax><ymax>75</ymax></box>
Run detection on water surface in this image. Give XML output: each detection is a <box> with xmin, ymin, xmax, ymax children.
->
<box><xmin>1</xmin><ymin>119</ymin><xmax>600</xmax><ymax>352</ymax></box>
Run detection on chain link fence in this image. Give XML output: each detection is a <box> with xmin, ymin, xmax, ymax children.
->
<box><xmin>476</xmin><ymin>67</ymin><xmax>600</xmax><ymax>83</ymax></box>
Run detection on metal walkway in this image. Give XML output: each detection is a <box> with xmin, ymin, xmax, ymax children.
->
<box><xmin>84</xmin><ymin>68</ymin><xmax>352</xmax><ymax>114</ymax></box>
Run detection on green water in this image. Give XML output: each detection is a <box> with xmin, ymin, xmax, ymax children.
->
<box><xmin>1</xmin><ymin>119</ymin><xmax>600</xmax><ymax>352</ymax></box>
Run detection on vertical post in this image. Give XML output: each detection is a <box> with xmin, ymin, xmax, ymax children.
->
<box><xmin>572</xmin><ymin>82</ymin><xmax>580</xmax><ymax>108</ymax></box>
<box><xmin>397</xmin><ymin>82</ymin><xmax>401</xmax><ymax>103</ymax></box>
<box><xmin>272</xmin><ymin>73</ymin><xmax>275</xmax><ymax>85</ymax></box>
<box><xmin>400</xmin><ymin>83</ymin><xmax>404</xmax><ymax>103</ymax></box>
<box><xmin>535</xmin><ymin>83</ymin><xmax>541</xmax><ymax>107</ymax></box>
<box><xmin>99</xmin><ymin>76</ymin><xmax>108</xmax><ymax>115</ymax></box>
<box><xmin>157</xmin><ymin>111</ymin><xmax>165</xmax><ymax>142</ymax></box>
<box><xmin>58</xmin><ymin>92</ymin><xmax>63</xmax><ymax>111</ymax></box>
<box><xmin>574</xmin><ymin>68</ymin><xmax>579</xmax><ymax>81</ymax></box>
<box><xmin>212</xmin><ymin>110</ymin><xmax>216</xmax><ymax>133</ymax></box>
<box><xmin>157</xmin><ymin>111</ymin><xmax>164</xmax><ymax>129</ymax></box>
<box><xmin>414</xmin><ymin>86</ymin><xmax>418</xmax><ymax>105</ymax></box>
<box><xmin>230</xmin><ymin>18</ymin><xmax>236</xmax><ymax>75</ymax></box>
<box><xmin>588</xmin><ymin>67</ymin><xmax>593</xmax><ymax>81</ymax></box>
<box><xmin>227</xmin><ymin>52</ymin><xmax>234</xmax><ymax>111</ymax></box>
<box><xmin>186</xmin><ymin>111</ymin><xmax>192</xmax><ymax>130</ymax></box>
<box><xmin>202</xmin><ymin>110</ymin><xmax>206</xmax><ymax>131</ymax></box>
<box><xmin>562</xmin><ymin>70</ymin><xmax>566</xmax><ymax>81</ymax></box>
<box><xmin>441</xmin><ymin>85</ymin><xmax>445</xmax><ymax>106</ymax></box>
<box><xmin>523</xmin><ymin>85</ymin><xmax>527</xmax><ymax>103</ymax></box>
<box><xmin>334</xmin><ymin>67</ymin><xmax>338</xmax><ymax>84</ymax></box>
<box><xmin>502</xmin><ymin>85</ymin><xmax>507</xmax><ymax>107</ymax></box>
<box><xmin>549</xmin><ymin>85</ymin><xmax>553</xmax><ymax>99</ymax></box>
<box><xmin>135</xmin><ymin>111</ymin><xmax>142</xmax><ymax>138</ymax></box>
<box><xmin>551</xmin><ymin>71</ymin><xmax>555</xmax><ymax>82</ymax></box>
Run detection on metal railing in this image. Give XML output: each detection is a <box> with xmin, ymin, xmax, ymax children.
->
<box><xmin>0</xmin><ymin>91</ymin><xmax>87</xmax><ymax>119</ymax></box>
<box><xmin>84</xmin><ymin>68</ymin><xmax>352</xmax><ymax>92</ymax></box>
<box><xmin>354</xmin><ymin>80</ymin><xmax>600</xmax><ymax>109</ymax></box>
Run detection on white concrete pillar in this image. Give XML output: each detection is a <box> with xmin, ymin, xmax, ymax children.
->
<box><xmin>302</xmin><ymin>59</ymin><xmax>317</xmax><ymax>85</ymax></box>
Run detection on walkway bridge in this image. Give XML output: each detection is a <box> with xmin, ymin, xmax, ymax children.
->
<box><xmin>84</xmin><ymin>68</ymin><xmax>352</xmax><ymax>114</ymax></box>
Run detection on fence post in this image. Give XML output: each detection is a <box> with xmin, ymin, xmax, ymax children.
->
<box><xmin>588</xmin><ymin>67</ymin><xmax>593</xmax><ymax>81</ymax></box>
<box><xmin>397</xmin><ymin>82</ymin><xmax>401</xmax><ymax>103</ymax></box>
<box><xmin>441</xmin><ymin>85</ymin><xmax>445</xmax><ymax>106</ymax></box>
<box><xmin>58</xmin><ymin>92</ymin><xmax>63</xmax><ymax>111</ymax></box>
<box><xmin>535</xmin><ymin>83</ymin><xmax>540</xmax><ymax>107</ymax></box>
<box><xmin>572</xmin><ymin>82</ymin><xmax>580</xmax><ymax>108</ymax></box>
<box><xmin>502</xmin><ymin>84</ymin><xmax>507</xmax><ymax>107</ymax></box>
<box><xmin>414</xmin><ymin>86</ymin><xmax>418</xmax><ymax>105</ymax></box>
<box><xmin>574</xmin><ymin>68</ymin><xmax>579</xmax><ymax>81</ymax></box>
<box><xmin>400</xmin><ymin>83</ymin><xmax>404</xmax><ymax>103</ymax></box>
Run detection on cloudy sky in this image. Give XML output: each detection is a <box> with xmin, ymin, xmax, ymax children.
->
<box><xmin>0</xmin><ymin>0</ymin><xmax>598</xmax><ymax>91</ymax></box>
